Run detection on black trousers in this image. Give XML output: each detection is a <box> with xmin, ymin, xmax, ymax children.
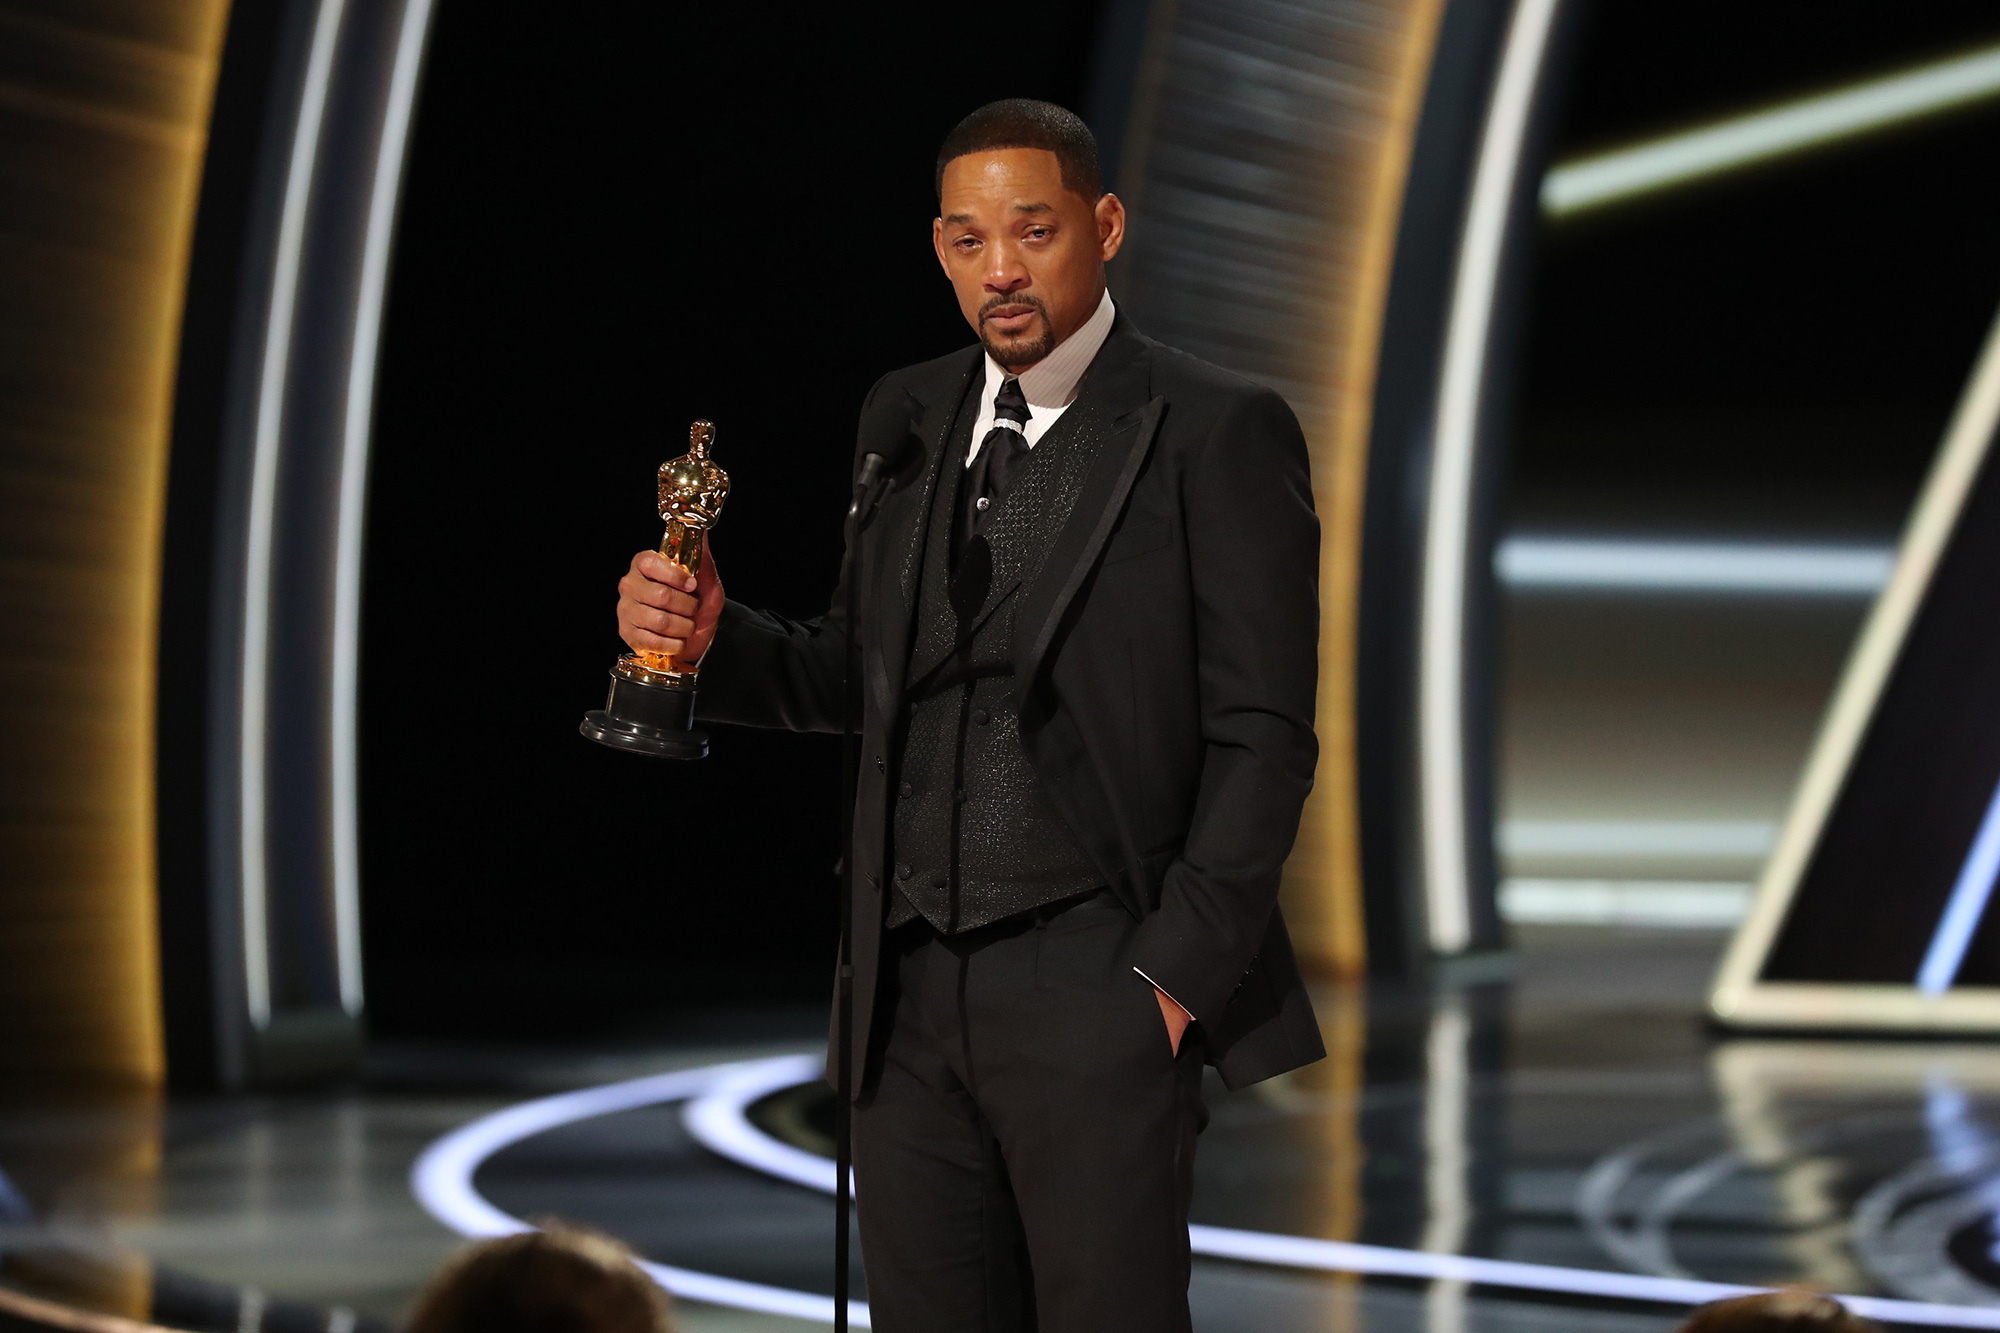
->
<box><xmin>852</xmin><ymin>892</ymin><xmax>1207</xmax><ymax>1332</ymax></box>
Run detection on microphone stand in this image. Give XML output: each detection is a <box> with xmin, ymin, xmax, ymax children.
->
<box><xmin>835</xmin><ymin>452</ymin><xmax>891</xmax><ymax>1332</ymax></box>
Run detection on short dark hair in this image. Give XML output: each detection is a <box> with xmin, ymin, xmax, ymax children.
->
<box><xmin>405</xmin><ymin>1224</ymin><xmax>672</xmax><ymax>1333</ymax></box>
<box><xmin>1676</xmin><ymin>1291</ymin><xmax>1878</xmax><ymax>1333</ymax></box>
<box><xmin>935</xmin><ymin>99</ymin><xmax>1103</xmax><ymax>203</ymax></box>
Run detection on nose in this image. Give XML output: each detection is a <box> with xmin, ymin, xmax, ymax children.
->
<box><xmin>983</xmin><ymin>238</ymin><xmax>1029</xmax><ymax>293</ymax></box>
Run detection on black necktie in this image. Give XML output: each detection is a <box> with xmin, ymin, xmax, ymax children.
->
<box><xmin>960</xmin><ymin>377</ymin><xmax>1031</xmax><ymax>549</ymax></box>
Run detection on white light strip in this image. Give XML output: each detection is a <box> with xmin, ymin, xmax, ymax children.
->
<box><xmin>241</xmin><ymin>0</ymin><xmax>350</xmax><ymax>1032</ymax></box>
<box><xmin>1420</xmin><ymin>997</ymin><xmax>1471</xmax><ymax>1269</ymax></box>
<box><xmin>672</xmin><ymin>1055</ymin><xmax>2000</xmax><ymax>1329</ymax></box>
<box><xmin>1184</xmin><ymin>1226</ymin><xmax>2000</xmax><ymax>1327</ymax></box>
<box><xmin>1501</xmin><ymin>819</ymin><xmax>1776</xmax><ymax>859</ymax></box>
<box><xmin>329</xmin><ymin>0</ymin><xmax>435</xmax><ymax>1018</ymax></box>
<box><xmin>1497</xmin><ymin>538</ymin><xmax>1893</xmax><ymax>596</ymax></box>
<box><xmin>1543</xmin><ymin>42</ymin><xmax>2000</xmax><ymax>217</ymax></box>
<box><xmin>1499</xmin><ymin>879</ymin><xmax>1752</xmax><ymax>929</ymax></box>
<box><xmin>1917</xmin><ymin>775</ymin><xmax>2000</xmax><ymax>995</ymax></box>
<box><xmin>682</xmin><ymin>1056</ymin><xmax>850</xmax><ymax>1194</ymax></box>
<box><xmin>1419</xmin><ymin>0</ymin><xmax>1563</xmax><ymax>956</ymax></box>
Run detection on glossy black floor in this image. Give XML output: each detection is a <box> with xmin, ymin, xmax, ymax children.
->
<box><xmin>465</xmin><ymin>926</ymin><xmax>2000</xmax><ymax>1330</ymax></box>
<box><xmin>8</xmin><ymin>925</ymin><xmax>2000</xmax><ymax>1330</ymax></box>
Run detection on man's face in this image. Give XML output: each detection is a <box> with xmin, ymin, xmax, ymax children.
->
<box><xmin>932</xmin><ymin>148</ymin><xmax>1126</xmax><ymax>370</ymax></box>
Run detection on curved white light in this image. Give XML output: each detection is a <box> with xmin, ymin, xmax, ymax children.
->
<box><xmin>241</xmin><ymin>0</ymin><xmax>351</xmax><ymax>1031</ymax></box>
<box><xmin>330</xmin><ymin>0</ymin><xmax>437</xmax><ymax>1018</ymax></box>
<box><xmin>681</xmin><ymin>1054</ymin><xmax>845</xmax><ymax>1194</ymax></box>
<box><xmin>410</xmin><ymin>1056</ymin><xmax>870</xmax><ymax>1326</ymax></box>
<box><xmin>1419</xmin><ymin>0</ymin><xmax>1564</xmax><ymax>955</ymax></box>
<box><xmin>416</xmin><ymin>1055</ymin><xmax>2000</xmax><ymax>1328</ymax></box>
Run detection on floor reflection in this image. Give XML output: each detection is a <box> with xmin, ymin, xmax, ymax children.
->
<box><xmin>10</xmin><ymin>930</ymin><xmax>2000</xmax><ymax>1329</ymax></box>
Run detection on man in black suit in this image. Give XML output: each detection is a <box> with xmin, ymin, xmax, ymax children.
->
<box><xmin>616</xmin><ymin>100</ymin><xmax>1324</xmax><ymax>1332</ymax></box>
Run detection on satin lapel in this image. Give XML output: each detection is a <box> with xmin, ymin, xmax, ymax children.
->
<box><xmin>1014</xmin><ymin>323</ymin><xmax>1163</xmax><ymax>692</ymax></box>
<box><xmin>864</xmin><ymin>354</ymin><xmax>978</xmax><ymax>722</ymax></box>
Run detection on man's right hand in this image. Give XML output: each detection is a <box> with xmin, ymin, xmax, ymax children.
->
<box><xmin>616</xmin><ymin>535</ymin><xmax>724</xmax><ymax>664</ymax></box>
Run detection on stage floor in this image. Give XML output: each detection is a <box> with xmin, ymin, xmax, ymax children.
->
<box><xmin>7</xmin><ymin>925</ymin><xmax>2000</xmax><ymax>1331</ymax></box>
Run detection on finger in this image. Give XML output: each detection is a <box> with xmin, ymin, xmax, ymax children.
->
<box><xmin>628</xmin><ymin>607</ymin><xmax>695</xmax><ymax>638</ymax></box>
<box><xmin>622</xmin><ymin>579</ymin><xmax>699</xmax><ymax>615</ymax></box>
<box><xmin>634</xmin><ymin>551</ymin><xmax>685</xmax><ymax>586</ymax></box>
<box><xmin>623</xmin><ymin>627</ymin><xmax>685</xmax><ymax>655</ymax></box>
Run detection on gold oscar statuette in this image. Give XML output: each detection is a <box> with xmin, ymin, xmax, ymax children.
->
<box><xmin>579</xmin><ymin>419</ymin><xmax>730</xmax><ymax>759</ymax></box>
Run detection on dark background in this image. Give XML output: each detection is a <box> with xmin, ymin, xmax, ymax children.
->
<box><xmin>360</xmin><ymin>0</ymin><xmax>2000</xmax><ymax>1038</ymax></box>
<box><xmin>1515</xmin><ymin>1</ymin><xmax>2000</xmax><ymax>537</ymax></box>
<box><xmin>360</xmin><ymin>2</ymin><xmax>1111</xmax><ymax>1037</ymax></box>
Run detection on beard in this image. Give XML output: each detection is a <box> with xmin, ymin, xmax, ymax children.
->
<box><xmin>978</xmin><ymin>293</ymin><xmax>1057</xmax><ymax>369</ymax></box>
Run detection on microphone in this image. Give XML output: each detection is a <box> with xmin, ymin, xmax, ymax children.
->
<box><xmin>848</xmin><ymin>432</ymin><xmax>922</xmax><ymax>526</ymax></box>
<box><xmin>850</xmin><ymin>452</ymin><xmax>889</xmax><ymax>503</ymax></box>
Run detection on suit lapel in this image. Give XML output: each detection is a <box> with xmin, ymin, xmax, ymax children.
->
<box><xmin>863</xmin><ymin>352</ymin><xmax>979</xmax><ymax>722</ymax></box>
<box><xmin>1014</xmin><ymin>320</ymin><xmax>1164</xmax><ymax>692</ymax></box>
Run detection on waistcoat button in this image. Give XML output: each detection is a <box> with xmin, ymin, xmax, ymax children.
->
<box><xmin>899</xmin><ymin>781</ymin><xmax>914</xmax><ymax>797</ymax></box>
<box><xmin>972</xmin><ymin>709</ymin><xmax>990</xmax><ymax>725</ymax></box>
<box><xmin>896</xmin><ymin>864</ymin><xmax>912</xmax><ymax>880</ymax></box>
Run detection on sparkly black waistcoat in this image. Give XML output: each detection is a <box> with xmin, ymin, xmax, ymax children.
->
<box><xmin>884</xmin><ymin>377</ymin><xmax>1116</xmax><ymax>932</ymax></box>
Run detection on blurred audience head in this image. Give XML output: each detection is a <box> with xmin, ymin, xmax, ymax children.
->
<box><xmin>1676</xmin><ymin>1290</ymin><xmax>1878</xmax><ymax>1332</ymax></box>
<box><xmin>405</xmin><ymin>1224</ymin><xmax>670</xmax><ymax>1333</ymax></box>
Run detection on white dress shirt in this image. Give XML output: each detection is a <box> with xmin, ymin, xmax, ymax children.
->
<box><xmin>965</xmin><ymin>289</ymin><xmax>1116</xmax><ymax>467</ymax></box>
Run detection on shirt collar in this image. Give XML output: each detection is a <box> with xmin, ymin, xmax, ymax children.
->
<box><xmin>984</xmin><ymin>289</ymin><xmax>1116</xmax><ymax>411</ymax></box>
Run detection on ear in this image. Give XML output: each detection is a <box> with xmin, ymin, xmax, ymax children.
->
<box><xmin>1096</xmin><ymin>193</ymin><xmax>1127</xmax><ymax>263</ymax></box>
<box><xmin>932</xmin><ymin>216</ymin><xmax>951</xmax><ymax>276</ymax></box>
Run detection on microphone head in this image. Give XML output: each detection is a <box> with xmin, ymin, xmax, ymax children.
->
<box><xmin>858</xmin><ymin>431</ymin><xmax>924</xmax><ymax>486</ymax></box>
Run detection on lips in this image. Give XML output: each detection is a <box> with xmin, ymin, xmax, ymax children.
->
<box><xmin>984</xmin><ymin>306</ymin><xmax>1039</xmax><ymax>331</ymax></box>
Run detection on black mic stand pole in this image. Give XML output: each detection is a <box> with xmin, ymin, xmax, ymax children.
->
<box><xmin>835</xmin><ymin>452</ymin><xmax>889</xmax><ymax>1333</ymax></box>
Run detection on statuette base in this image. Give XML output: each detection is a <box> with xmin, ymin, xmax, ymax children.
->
<box><xmin>579</xmin><ymin>666</ymin><xmax>707</xmax><ymax>760</ymax></box>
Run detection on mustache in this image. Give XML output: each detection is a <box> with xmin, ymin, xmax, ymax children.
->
<box><xmin>978</xmin><ymin>293</ymin><xmax>1050</xmax><ymax>324</ymax></box>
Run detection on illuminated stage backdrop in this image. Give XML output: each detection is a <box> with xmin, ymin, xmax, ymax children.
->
<box><xmin>0</xmin><ymin>1</ymin><xmax>230</xmax><ymax>1084</ymax></box>
<box><xmin>1103</xmin><ymin>0</ymin><xmax>1579</xmax><ymax>979</ymax></box>
<box><xmin>158</xmin><ymin>0</ymin><xmax>436</xmax><ymax>1088</ymax></box>
<box><xmin>10</xmin><ymin>0</ymin><xmax>1593</xmax><ymax>1088</ymax></box>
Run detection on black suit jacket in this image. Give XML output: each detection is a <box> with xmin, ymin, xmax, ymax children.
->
<box><xmin>698</xmin><ymin>314</ymin><xmax>1327</xmax><ymax>1090</ymax></box>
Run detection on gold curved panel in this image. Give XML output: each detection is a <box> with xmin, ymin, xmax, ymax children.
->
<box><xmin>1114</xmin><ymin>0</ymin><xmax>1451</xmax><ymax>979</ymax></box>
<box><xmin>1111</xmin><ymin>0</ymin><xmax>1451</xmax><ymax>1272</ymax></box>
<box><xmin>1287</xmin><ymin>0</ymin><xmax>1452</xmax><ymax>979</ymax></box>
<box><xmin>0</xmin><ymin>0</ymin><xmax>230</xmax><ymax>1084</ymax></box>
